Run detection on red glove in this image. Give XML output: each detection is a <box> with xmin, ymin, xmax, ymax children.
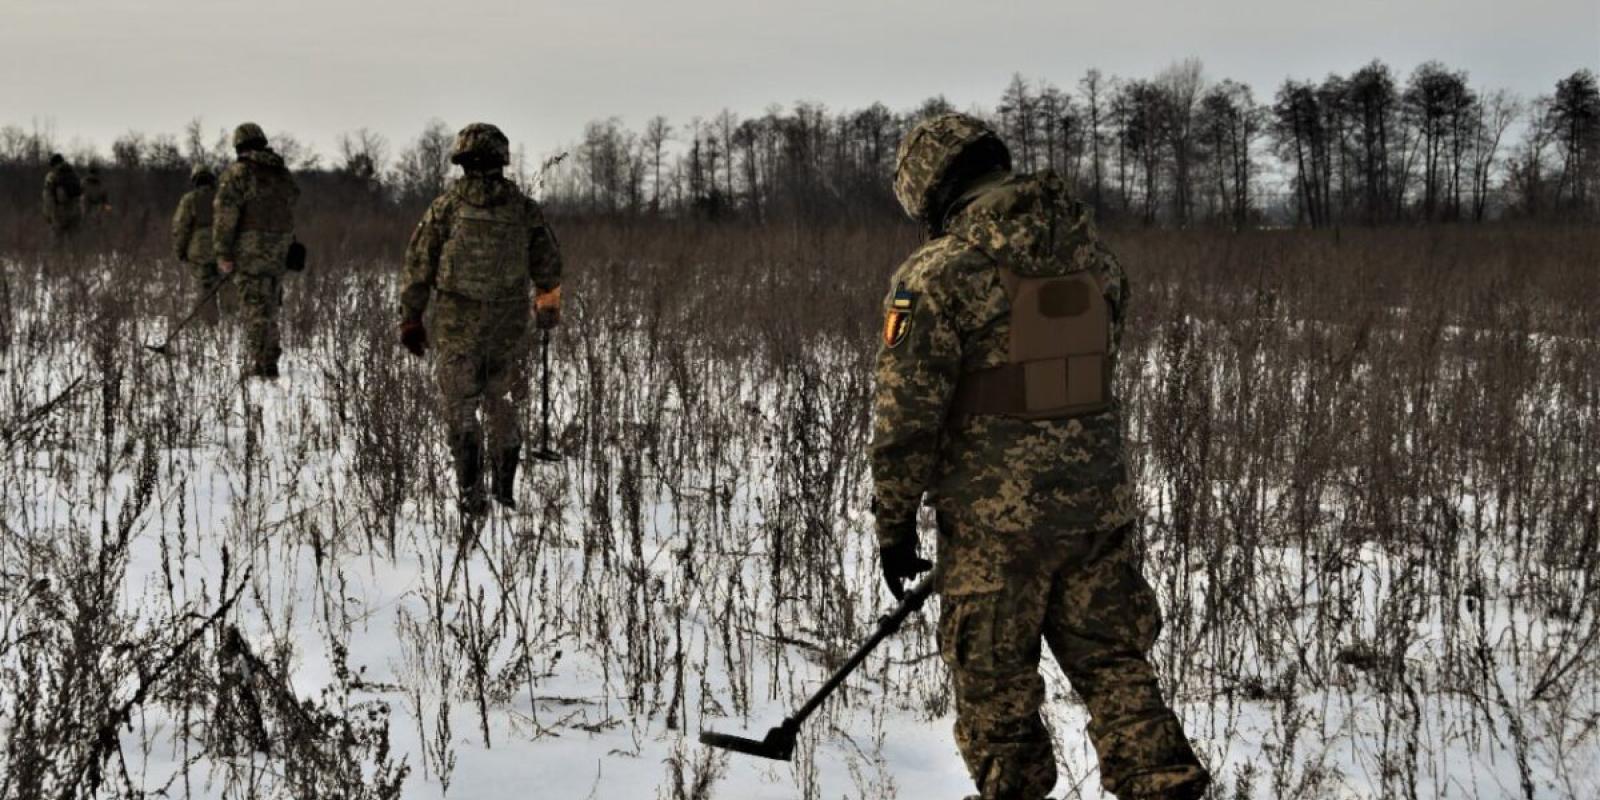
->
<box><xmin>399</xmin><ymin>319</ymin><xmax>428</xmax><ymax>356</ymax></box>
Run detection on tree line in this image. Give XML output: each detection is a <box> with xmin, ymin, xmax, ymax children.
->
<box><xmin>3</xmin><ymin>60</ymin><xmax>1596</xmax><ymax>228</ymax></box>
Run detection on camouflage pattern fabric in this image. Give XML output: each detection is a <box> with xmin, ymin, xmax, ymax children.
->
<box><xmin>450</xmin><ymin>123</ymin><xmax>512</xmax><ymax>167</ymax></box>
<box><xmin>871</xmin><ymin>159</ymin><xmax>1207</xmax><ymax>797</ymax></box>
<box><xmin>892</xmin><ymin>112</ymin><xmax>1006</xmax><ymax>225</ymax></box>
<box><xmin>430</xmin><ymin>294</ymin><xmax>530</xmax><ymax>454</ymax></box>
<box><xmin>400</xmin><ymin>173</ymin><xmax>562</xmax><ymax>316</ymax></box>
<box><xmin>939</xmin><ymin>519</ymin><xmax>1206</xmax><ymax>799</ymax></box>
<box><xmin>214</xmin><ymin>148</ymin><xmax>297</xmax><ymax>373</ymax></box>
<box><xmin>81</xmin><ymin>171</ymin><xmax>109</xmax><ymax>218</ymax></box>
<box><xmin>172</xmin><ymin>185</ymin><xmax>216</xmax><ymax>266</ymax></box>
<box><xmin>173</xmin><ymin>184</ymin><xmax>220</xmax><ymax>320</ymax></box>
<box><xmin>42</xmin><ymin>163</ymin><xmax>83</xmax><ymax>238</ymax></box>
<box><xmin>213</xmin><ymin>149</ymin><xmax>298</xmax><ymax>262</ymax></box>
<box><xmin>871</xmin><ymin>171</ymin><xmax>1135</xmax><ymax>549</ymax></box>
<box><xmin>400</xmin><ymin>168</ymin><xmax>562</xmax><ymax>485</ymax></box>
<box><xmin>234</xmin><ymin>272</ymin><xmax>282</xmax><ymax>372</ymax></box>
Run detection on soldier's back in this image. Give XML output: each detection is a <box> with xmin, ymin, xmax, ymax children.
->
<box><xmin>931</xmin><ymin>172</ymin><xmax>1137</xmax><ymax>537</ymax></box>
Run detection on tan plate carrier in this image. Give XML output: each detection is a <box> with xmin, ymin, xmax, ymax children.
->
<box><xmin>951</xmin><ymin>267</ymin><xmax>1112</xmax><ymax>420</ymax></box>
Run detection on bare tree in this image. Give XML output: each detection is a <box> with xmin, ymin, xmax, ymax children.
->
<box><xmin>1157</xmin><ymin>59</ymin><xmax>1206</xmax><ymax>226</ymax></box>
<box><xmin>644</xmin><ymin>116</ymin><xmax>672</xmax><ymax>215</ymax></box>
<box><xmin>392</xmin><ymin>119</ymin><xmax>454</xmax><ymax>203</ymax></box>
<box><xmin>1080</xmin><ymin>69</ymin><xmax>1109</xmax><ymax>211</ymax></box>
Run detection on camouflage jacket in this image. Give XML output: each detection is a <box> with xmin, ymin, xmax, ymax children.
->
<box><xmin>400</xmin><ymin>173</ymin><xmax>562</xmax><ymax>320</ymax></box>
<box><xmin>42</xmin><ymin>164</ymin><xmax>83</xmax><ymax>223</ymax></box>
<box><xmin>213</xmin><ymin>149</ymin><xmax>298</xmax><ymax>262</ymax></box>
<box><xmin>869</xmin><ymin>171</ymin><xmax>1136</xmax><ymax>550</ymax></box>
<box><xmin>82</xmin><ymin>175</ymin><xmax>108</xmax><ymax>209</ymax></box>
<box><xmin>171</xmin><ymin>186</ymin><xmax>215</xmax><ymax>263</ymax></box>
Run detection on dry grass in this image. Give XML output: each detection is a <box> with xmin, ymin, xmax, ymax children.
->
<box><xmin>1</xmin><ymin>218</ymin><xmax>1597</xmax><ymax>798</ymax></box>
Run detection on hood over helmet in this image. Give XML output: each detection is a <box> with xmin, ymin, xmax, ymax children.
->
<box><xmin>893</xmin><ymin>112</ymin><xmax>1012</xmax><ymax>230</ymax></box>
<box><xmin>945</xmin><ymin>171</ymin><xmax>1102</xmax><ymax>277</ymax></box>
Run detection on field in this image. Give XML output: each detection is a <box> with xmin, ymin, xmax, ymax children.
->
<box><xmin>2</xmin><ymin>220</ymin><xmax>1598</xmax><ymax>799</ymax></box>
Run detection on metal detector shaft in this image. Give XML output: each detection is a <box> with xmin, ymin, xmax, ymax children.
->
<box><xmin>700</xmin><ymin>572</ymin><xmax>936</xmax><ymax>760</ymax></box>
<box><xmin>539</xmin><ymin>328</ymin><xmax>552</xmax><ymax>446</ymax></box>
<box><xmin>146</xmin><ymin>272</ymin><xmax>231</xmax><ymax>354</ymax></box>
<box><xmin>530</xmin><ymin>326</ymin><xmax>561</xmax><ymax>462</ymax></box>
<box><xmin>791</xmin><ymin>573</ymin><xmax>935</xmax><ymax>726</ymax></box>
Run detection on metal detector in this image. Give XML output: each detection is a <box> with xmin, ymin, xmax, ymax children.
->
<box><xmin>145</xmin><ymin>273</ymin><xmax>231</xmax><ymax>356</ymax></box>
<box><xmin>530</xmin><ymin>326</ymin><xmax>561</xmax><ymax>463</ymax></box>
<box><xmin>700</xmin><ymin>573</ymin><xmax>936</xmax><ymax>760</ymax></box>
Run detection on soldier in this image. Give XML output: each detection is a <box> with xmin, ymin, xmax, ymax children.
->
<box><xmin>171</xmin><ymin>164</ymin><xmax>221</xmax><ymax>323</ymax></box>
<box><xmin>398</xmin><ymin>123</ymin><xmax>563</xmax><ymax>516</ymax></box>
<box><xmin>41</xmin><ymin>153</ymin><xmax>84</xmax><ymax>241</ymax></box>
<box><xmin>213</xmin><ymin>123</ymin><xmax>299</xmax><ymax>380</ymax></box>
<box><xmin>871</xmin><ymin>113</ymin><xmax>1209</xmax><ymax>800</ymax></box>
<box><xmin>81</xmin><ymin>164</ymin><xmax>110</xmax><ymax>220</ymax></box>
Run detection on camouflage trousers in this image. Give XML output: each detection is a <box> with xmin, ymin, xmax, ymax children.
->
<box><xmin>232</xmin><ymin>232</ymin><xmax>292</xmax><ymax>374</ymax></box>
<box><xmin>48</xmin><ymin>214</ymin><xmax>81</xmax><ymax>245</ymax></box>
<box><xmin>235</xmin><ymin>273</ymin><xmax>281</xmax><ymax>373</ymax></box>
<box><xmin>936</xmin><ymin>516</ymin><xmax>1207</xmax><ymax>799</ymax></box>
<box><xmin>191</xmin><ymin>261</ymin><xmax>223</xmax><ymax>325</ymax></box>
<box><xmin>430</xmin><ymin>295</ymin><xmax>531</xmax><ymax>454</ymax></box>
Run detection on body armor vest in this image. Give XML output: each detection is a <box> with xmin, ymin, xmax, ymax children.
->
<box><xmin>51</xmin><ymin>168</ymin><xmax>83</xmax><ymax>200</ymax></box>
<box><xmin>237</xmin><ymin>165</ymin><xmax>295</xmax><ymax>233</ymax></box>
<box><xmin>436</xmin><ymin>201</ymin><xmax>531</xmax><ymax>301</ymax></box>
<box><xmin>952</xmin><ymin>267</ymin><xmax>1112</xmax><ymax>420</ymax></box>
<box><xmin>191</xmin><ymin>187</ymin><xmax>216</xmax><ymax>229</ymax></box>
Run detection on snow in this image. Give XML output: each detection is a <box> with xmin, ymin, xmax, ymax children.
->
<box><xmin>2</xmin><ymin>260</ymin><xmax>1596</xmax><ymax>799</ymax></box>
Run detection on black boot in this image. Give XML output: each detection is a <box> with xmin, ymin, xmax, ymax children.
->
<box><xmin>451</xmin><ymin>433</ymin><xmax>487</xmax><ymax>516</ymax></box>
<box><xmin>491</xmin><ymin>445</ymin><xmax>521</xmax><ymax>509</ymax></box>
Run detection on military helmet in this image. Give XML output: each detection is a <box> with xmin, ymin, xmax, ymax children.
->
<box><xmin>450</xmin><ymin>122</ymin><xmax>511</xmax><ymax>168</ymax></box>
<box><xmin>48</xmin><ymin>153</ymin><xmax>64</xmax><ymax>166</ymax></box>
<box><xmin>190</xmin><ymin>163</ymin><xmax>215</xmax><ymax>185</ymax></box>
<box><xmin>893</xmin><ymin>112</ymin><xmax>1011</xmax><ymax>224</ymax></box>
<box><xmin>232</xmin><ymin>122</ymin><xmax>268</xmax><ymax>151</ymax></box>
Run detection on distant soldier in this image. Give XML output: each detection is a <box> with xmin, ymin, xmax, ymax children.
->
<box><xmin>81</xmin><ymin>165</ymin><xmax>110</xmax><ymax>220</ymax></box>
<box><xmin>399</xmin><ymin>122</ymin><xmax>563</xmax><ymax>515</ymax></box>
<box><xmin>171</xmin><ymin>164</ymin><xmax>220</xmax><ymax>323</ymax></box>
<box><xmin>871</xmin><ymin>113</ymin><xmax>1209</xmax><ymax>800</ymax></box>
<box><xmin>41</xmin><ymin>153</ymin><xmax>83</xmax><ymax>241</ymax></box>
<box><xmin>214</xmin><ymin>123</ymin><xmax>300</xmax><ymax>380</ymax></box>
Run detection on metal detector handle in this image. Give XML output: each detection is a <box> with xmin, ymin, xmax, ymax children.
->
<box><xmin>790</xmin><ymin>573</ymin><xmax>935</xmax><ymax>726</ymax></box>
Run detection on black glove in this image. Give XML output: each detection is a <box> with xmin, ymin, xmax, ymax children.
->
<box><xmin>879</xmin><ymin>537</ymin><xmax>933</xmax><ymax>601</ymax></box>
<box><xmin>399</xmin><ymin>319</ymin><xmax>428</xmax><ymax>357</ymax></box>
<box><xmin>285</xmin><ymin>240</ymin><xmax>308</xmax><ymax>272</ymax></box>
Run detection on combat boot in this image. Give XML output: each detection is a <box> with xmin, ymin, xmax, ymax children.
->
<box><xmin>451</xmin><ymin>433</ymin><xmax>488</xmax><ymax>516</ymax></box>
<box><xmin>490</xmin><ymin>445</ymin><xmax>520</xmax><ymax>509</ymax></box>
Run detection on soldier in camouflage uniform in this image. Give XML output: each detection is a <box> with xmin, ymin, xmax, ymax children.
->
<box><xmin>81</xmin><ymin>165</ymin><xmax>110</xmax><ymax>221</ymax></box>
<box><xmin>871</xmin><ymin>113</ymin><xmax>1208</xmax><ymax>800</ymax></box>
<box><xmin>41</xmin><ymin>154</ymin><xmax>84</xmax><ymax>241</ymax></box>
<box><xmin>214</xmin><ymin>123</ymin><xmax>300</xmax><ymax>379</ymax></box>
<box><xmin>399</xmin><ymin>123</ymin><xmax>563</xmax><ymax>515</ymax></box>
<box><xmin>172</xmin><ymin>164</ymin><xmax>221</xmax><ymax>324</ymax></box>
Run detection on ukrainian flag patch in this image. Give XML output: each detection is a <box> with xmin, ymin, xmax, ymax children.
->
<box><xmin>884</xmin><ymin>285</ymin><xmax>916</xmax><ymax>348</ymax></box>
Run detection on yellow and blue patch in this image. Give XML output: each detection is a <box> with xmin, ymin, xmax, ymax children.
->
<box><xmin>883</xmin><ymin>285</ymin><xmax>916</xmax><ymax>349</ymax></box>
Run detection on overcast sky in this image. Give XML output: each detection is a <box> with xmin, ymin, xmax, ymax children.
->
<box><xmin>4</xmin><ymin>0</ymin><xmax>1596</xmax><ymax>162</ymax></box>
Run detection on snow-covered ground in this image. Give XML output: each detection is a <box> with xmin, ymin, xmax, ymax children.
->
<box><xmin>2</xmin><ymin>258</ymin><xmax>1596</xmax><ymax>799</ymax></box>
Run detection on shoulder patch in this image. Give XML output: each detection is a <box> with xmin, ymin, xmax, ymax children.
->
<box><xmin>883</xmin><ymin>285</ymin><xmax>917</xmax><ymax>349</ymax></box>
